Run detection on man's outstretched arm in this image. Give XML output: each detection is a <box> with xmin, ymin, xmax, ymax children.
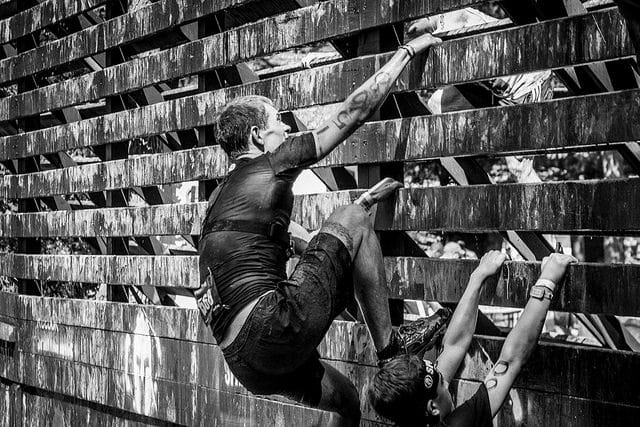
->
<box><xmin>436</xmin><ymin>251</ymin><xmax>506</xmax><ymax>384</ymax></box>
<box><xmin>312</xmin><ymin>33</ymin><xmax>441</xmax><ymax>161</ymax></box>
<box><xmin>484</xmin><ymin>253</ymin><xmax>577</xmax><ymax>417</ymax></box>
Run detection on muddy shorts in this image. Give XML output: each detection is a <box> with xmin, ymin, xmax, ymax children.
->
<box><xmin>222</xmin><ymin>232</ymin><xmax>353</xmax><ymax>405</ymax></box>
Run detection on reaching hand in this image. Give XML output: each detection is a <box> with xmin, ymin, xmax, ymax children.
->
<box><xmin>407</xmin><ymin>17</ymin><xmax>439</xmax><ymax>38</ymax></box>
<box><xmin>474</xmin><ymin>250</ymin><xmax>507</xmax><ymax>279</ymax></box>
<box><xmin>539</xmin><ymin>253</ymin><xmax>578</xmax><ymax>284</ymax></box>
<box><xmin>404</xmin><ymin>32</ymin><xmax>442</xmax><ymax>56</ymax></box>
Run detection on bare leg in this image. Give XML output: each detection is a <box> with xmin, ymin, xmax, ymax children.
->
<box><xmin>315</xmin><ymin>362</ymin><xmax>361</xmax><ymax>427</ymax></box>
<box><xmin>320</xmin><ymin>204</ymin><xmax>393</xmax><ymax>351</ymax></box>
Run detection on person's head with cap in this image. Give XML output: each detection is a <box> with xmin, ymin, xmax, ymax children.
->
<box><xmin>368</xmin><ymin>355</ymin><xmax>454</xmax><ymax>426</ymax></box>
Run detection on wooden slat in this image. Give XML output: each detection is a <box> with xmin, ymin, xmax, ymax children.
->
<box><xmin>4</xmin><ymin>350</ymin><xmax>334</xmax><ymax>425</ymax></box>
<box><xmin>0</xmin><ymin>0</ymin><xmax>496</xmax><ymax>86</ymax></box>
<box><xmin>293</xmin><ymin>179</ymin><xmax>640</xmax><ymax>233</ymax></box>
<box><xmin>5</xmin><ymin>315</ymin><xmax>640</xmax><ymax>418</ymax></box>
<box><xmin>1</xmin><ymin>179</ymin><xmax>638</xmax><ymax>237</ymax></box>
<box><xmin>4</xmin><ymin>295</ymin><xmax>640</xmax><ymax>406</ymax></box>
<box><xmin>1</xmin><ymin>147</ymin><xmax>229</xmax><ymax>199</ymax></box>
<box><xmin>0</xmin><ymin>5</ymin><xmax>631</xmax><ymax>130</ymax></box>
<box><xmin>2</xmin><ymin>255</ymin><xmax>640</xmax><ymax>316</ymax></box>
<box><xmin>0</xmin><ymin>254</ymin><xmax>199</xmax><ymax>288</ymax></box>
<box><xmin>0</xmin><ymin>0</ymin><xmax>108</xmax><ymax>45</ymax></box>
<box><xmin>17</xmin><ymin>386</ymin><xmax>338</xmax><ymax>427</ymax></box>
<box><xmin>3</xmin><ymin>89</ymin><xmax>640</xmax><ymax>198</ymax></box>
<box><xmin>0</xmin><ymin>0</ymin><xmax>256</xmax><ymax>85</ymax></box>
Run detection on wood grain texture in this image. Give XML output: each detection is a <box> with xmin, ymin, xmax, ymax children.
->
<box><xmin>0</xmin><ymin>0</ymin><xmax>255</xmax><ymax>84</ymax></box>
<box><xmin>1</xmin><ymin>179</ymin><xmax>638</xmax><ymax>237</ymax></box>
<box><xmin>0</xmin><ymin>7</ymin><xmax>630</xmax><ymax>130</ymax></box>
<box><xmin>0</xmin><ymin>0</ymin><xmax>107</xmax><ymax>45</ymax></box>
<box><xmin>2</xmin><ymin>313</ymin><xmax>639</xmax><ymax>422</ymax></box>
<box><xmin>2</xmin><ymin>256</ymin><xmax>640</xmax><ymax>316</ymax></box>
<box><xmin>0</xmin><ymin>0</ymin><xmax>493</xmax><ymax>86</ymax></box>
<box><xmin>2</xmin><ymin>89</ymin><xmax>639</xmax><ymax>197</ymax></box>
<box><xmin>0</xmin><ymin>254</ymin><xmax>199</xmax><ymax>288</ymax></box>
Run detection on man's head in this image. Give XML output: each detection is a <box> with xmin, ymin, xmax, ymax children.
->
<box><xmin>213</xmin><ymin>95</ymin><xmax>291</xmax><ymax>160</ymax></box>
<box><xmin>368</xmin><ymin>355</ymin><xmax>454</xmax><ymax>426</ymax></box>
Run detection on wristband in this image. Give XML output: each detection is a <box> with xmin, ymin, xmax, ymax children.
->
<box><xmin>399</xmin><ymin>44</ymin><xmax>416</xmax><ymax>59</ymax></box>
<box><xmin>534</xmin><ymin>278</ymin><xmax>556</xmax><ymax>291</ymax></box>
<box><xmin>529</xmin><ymin>284</ymin><xmax>553</xmax><ymax>301</ymax></box>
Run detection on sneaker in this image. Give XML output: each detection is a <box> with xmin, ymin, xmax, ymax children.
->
<box><xmin>398</xmin><ymin>307</ymin><xmax>452</xmax><ymax>355</ymax></box>
<box><xmin>377</xmin><ymin>308</ymin><xmax>452</xmax><ymax>366</ymax></box>
<box><xmin>355</xmin><ymin>177</ymin><xmax>403</xmax><ymax>211</ymax></box>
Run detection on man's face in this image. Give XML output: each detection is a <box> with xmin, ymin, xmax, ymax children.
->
<box><xmin>259</xmin><ymin>104</ymin><xmax>291</xmax><ymax>152</ymax></box>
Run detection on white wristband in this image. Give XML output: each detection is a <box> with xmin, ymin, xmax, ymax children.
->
<box><xmin>535</xmin><ymin>278</ymin><xmax>556</xmax><ymax>291</ymax></box>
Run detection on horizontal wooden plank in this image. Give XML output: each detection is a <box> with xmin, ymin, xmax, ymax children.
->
<box><xmin>4</xmin><ymin>350</ymin><xmax>335</xmax><ymax>425</ymax></box>
<box><xmin>0</xmin><ymin>0</ymin><xmax>256</xmax><ymax>85</ymax></box>
<box><xmin>1</xmin><ymin>147</ymin><xmax>229</xmax><ymax>199</ymax></box>
<box><xmin>2</xmin><ymin>255</ymin><xmax>640</xmax><ymax>316</ymax></box>
<box><xmin>0</xmin><ymin>0</ymin><xmax>108</xmax><ymax>45</ymax></box>
<box><xmin>1</xmin><ymin>180</ymin><xmax>638</xmax><ymax>237</ymax></box>
<box><xmin>293</xmin><ymin>179</ymin><xmax>640</xmax><ymax>233</ymax></box>
<box><xmin>0</xmin><ymin>254</ymin><xmax>199</xmax><ymax>288</ymax></box>
<box><xmin>0</xmin><ymin>0</ymin><xmax>494</xmax><ymax>86</ymax></box>
<box><xmin>18</xmin><ymin>386</ymin><xmax>342</xmax><ymax>427</ymax></box>
<box><xmin>6</xmin><ymin>316</ymin><xmax>640</xmax><ymax>420</ymax></box>
<box><xmin>3</xmin><ymin>89</ymin><xmax>640</xmax><ymax>198</ymax></box>
<box><xmin>0</xmin><ymin>6</ymin><xmax>630</xmax><ymax>136</ymax></box>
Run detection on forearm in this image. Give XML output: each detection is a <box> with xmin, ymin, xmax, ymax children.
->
<box><xmin>484</xmin><ymin>285</ymin><xmax>553</xmax><ymax>416</ymax></box>
<box><xmin>313</xmin><ymin>49</ymin><xmax>411</xmax><ymax>159</ymax></box>
<box><xmin>499</xmin><ymin>289</ymin><xmax>552</xmax><ymax>365</ymax></box>
<box><xmin>436</xmin><ymin>272</ymin><xmax>486</xmax><ymax>383</ymax></box>
<box><xmin>441</xmin><ymin>272</ymin><xmax>485</xmax><ymax>350</ymax></box>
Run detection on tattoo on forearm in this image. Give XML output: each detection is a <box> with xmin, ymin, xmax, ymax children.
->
<box><xmin>494</xmin><ymin>360</ymin><xmax>509</xmax><ymax>375</ymax></box>
<box><xmin>485</xmin><ymin>360</ymin><xmax>509</xmax><ymax>391</ymax></box>
<box><xmin>317</xmin><ymin>71</ymin><xmax>391</xmax><ymax>135</ymax></box>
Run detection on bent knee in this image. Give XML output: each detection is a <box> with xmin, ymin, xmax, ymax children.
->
<box><xmin>326</xmin><ymin>204</ymin><xmax>370</xmax><ymax>231</ymax></box>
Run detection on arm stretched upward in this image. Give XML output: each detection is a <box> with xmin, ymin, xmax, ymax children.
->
<box><xmin>436</xmin><ymin>251</ymin><xmax>506</xmax><ymax>384</ymax></box>
<box><xmin>312</xmin><ymin>33</ymin><xmax>441</xmax><ymax>160</ymax></box>
<box><xmin>484</xmin><ymin>253</ymin><xmax>577</xmax><ymax>417</ymax></box>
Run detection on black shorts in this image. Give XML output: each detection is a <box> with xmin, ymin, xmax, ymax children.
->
<box><xmin>222</xmin><ymin>232</ymin><xmax>353</xmax><ymax>405</ymax></box>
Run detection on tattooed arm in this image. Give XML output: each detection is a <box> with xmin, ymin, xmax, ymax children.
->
<box><xmin>312</xmin><ymin>33</ymin><xmax>441</xmax><ymax>160</ymax></box>
<box><xmin>436</xmin><ymin>251</ymin><xmax>506</xmax><ymax>383</ymax></box>
<box><xmin>484</xmin><ymin>253</ymin><xmax>577</xmax><ymax>416</ymax></box>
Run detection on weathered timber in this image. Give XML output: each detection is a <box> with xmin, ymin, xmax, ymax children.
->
<box><xmin>0</xmin><ymin>10</ymin><xmax>632</xmax><ymax>159</ymax></box>
<box><xmin>0</xmin><ymin>0</ymin><xmax>259</xmax><ymax>85</ymax></box>
<box><xmin>0</xmin><ymin>0</ymin><xmax>500</xmax><ymax>87</ymax></box>
<box><xmin>1</xmin><ymin>179</ymin><xmax>639</xmax><ymax>237</ymax></box>
<box><xmin>3</xmin><ymin>350</ymin><xmax>333</xmax><ymax>425</ymax></box>
<box><xmin>385</xmin><ymin>258</ymin><xmax>640</xmax><ymax>316</ymax></box>
<box><xmin>0</xmin><ymin>5</ymin><xmax>631</xmax><ymax>127</ymax></box>
<box><xmin>0</xmin><ymin>0</ymin><xmax>107</xmax><ymax>45</ymax></box>
<box><xmin>0</xmin><ymin>254</ymin><xmax>199</xmax><ymax>288</ymax></box>
<box><xmin>5</xmin><ymin>316</ymin><xmax>640</xmax><ymax>421</ymax></box>
<box><xmin>4</xmin><ymin>89</ymin><xmax>639</xmax><ymax>197</ymax></box>
<box><xmin>293</xmin><ymin>180</ymin><xmax>640</xmax><ymax>233</ymax></box>
<box><xmin>2</xmin><ymin>254</ymin><xmax>639</xmax><ymax>315</ymax></box>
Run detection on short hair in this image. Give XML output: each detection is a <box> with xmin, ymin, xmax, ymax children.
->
<box><xmin>213</xmin><ymin>95</ymin><xmax>274</xmax><ymax>160</ymax></box>
<box><xmin>368</xmin><ymin>354</ymin><xmax>433</xmax><ymax>426</ymax></box>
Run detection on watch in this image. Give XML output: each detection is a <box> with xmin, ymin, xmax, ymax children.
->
<box><xmin>529</xmin><ymin>284</ymin><xmax>554</xmax><ymax>301</ymax></box>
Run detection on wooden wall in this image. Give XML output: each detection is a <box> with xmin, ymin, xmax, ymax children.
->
<box><xmin>0</xmin><ymin>0</ymin><xmax>639</xmax><ymax>425</ymax></box>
